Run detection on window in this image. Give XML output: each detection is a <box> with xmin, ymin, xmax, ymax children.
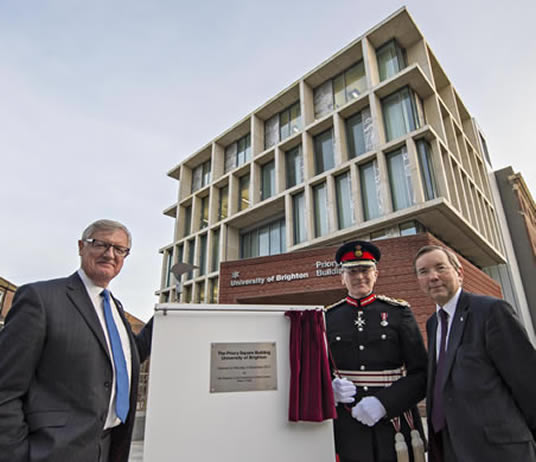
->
<box><xmin>292</xmin><ymin>192</ymin><xmax>306</xmax><ymax>244</ymax></box>
<box><xmin>346</xmin><ymin>109</ymin><xmax>367</xmax><ymax>158</ymax></box>
<box><xmin>313</xmin><ymin>61</ymin><xmax>367</xmax><ymax>119</ymax></box>
<box><xmin>399</xmin><ymin>220</ymin><xmax>420</xmax><ymax>236</ymax></box>
<box><xmin>209</xmin><ymin>278</ymin><xmax>219</xmax><ymax>303</ymax></box>
<box><xmin>387</xmin><ymin>146</ymin><xmax>415</xmax><ymax>211</ymax></box>
<box><xmin>314</xmin><ymin>129</ymin><xmax>335</xmax><ymax>174</ymax></box>
<box><xmin>286</xmin><ymin>145</ymin><xmax>304</xmax><ymax>188</ymax></box>
<box><xmin>165</xmin><ymin>250</ymin><xmax>173</xmax><ymax>287</ymax></box>
<box><xmin>211</xmin><ymin>228</ymin><xmax>220</xmax><ymax>272</ymax></box>
<box><xmin>240</xmin><ymin>218</ymin><xmax>286</xmax><ymax>258</ymax></box>
<box><xmin>224</xmin><ymin>134</ymin><xmax>251</xmax><ymax>172</ymax></box>
<box><xmin>261</xmin><ymin>160</ymin><xmax>275</xmax><ymax>200</ymax></box>
<box><xmin>371</xmin><ymin>229</ymin><xmax>387</xmax><ymax>240</ymax></box>
<box><xmin>382</xmin><ymin>87</ymin><xmax>421</xmax><ymax>142</ymax></box>
<box><xmin>199</xmin><ymin>196</ymin><xmax>209</xmax><ymax>229</ymax></box>
<box><xmin>198</xmin><ymin>234</ymin><xmax>207</xmax><ymax>276</ymax></box>
<box><xmin>238</xmin><ymin>174</ymin><xmax>250</xmax><ymax>211</ymax></box>
<box><xmin>186</xmin><ymin>239</ymin><xmax>195</xmax><ymax>280</ymax></box>
<box><xmin>184</xmin><ymin>205</ymin><xmax>192</xmax><ymax>237</ymax></box>
<box><xmin>360</xmin><ymin>160</ymin><xmax>382</xmax><ymax>220</ymax></box>
<box><xmin>218</xmin><ymin>186</ymin><xmax>228</xmax><ymax>220</ymax></box>
<box><xmin>264</xmin><ymin>102</ymin><xmax>302</xmax><ymax>149</ymax></box>
<box><xmin>195</xmin><ymin>281</ymin><xmax>205</xmax><ymax>303</ymax></box>
<box><xmin>183</xmin><ymin>285</ymin><xmax>192</xmax><ymax>303</ymax></box>
<box><xmin>191</xmin><ymin>160</ymin><xmax>211</xmax><ymax>193</ymax></box>
<box><xmin>279</xmin><ymin>102</ymin><xmax>301</xmax><ymax>141</ymax></box>
<box><xmin>313</xmin><ymin>182</ymin><xmax>329</xmax><ymax>237</ymax></box>
<box><xmin>333</xmin><ymin>61</ymin><xmax>366</xmax><ymax>109</ymax></box>
<box><xmin>336</xmin><ymin>172</ymin><xmax>354</xmax><ymax>229</ymax></box>
<box><xmin>416</xmin><ymin>140</ymin><xmax>438</xmax><ymax>200</ymax></box>
<box><xmin>377</xmin><ymin>39</ymin><xmax>406</xmax><ymax>81</ymax></box>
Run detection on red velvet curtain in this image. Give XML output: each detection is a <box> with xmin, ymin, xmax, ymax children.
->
<box><xmin>285</xmin><ymin>309</ymin><xmax>336</xmax><ymax>422</ymax></box>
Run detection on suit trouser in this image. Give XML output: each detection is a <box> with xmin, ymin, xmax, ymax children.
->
<box><xmin>98</xmin><ymin>429</ymin><xmax>112</xmax><ymax>462</ymax></box>
<box><xmin>430</xmin><ymin>425</ymin><xmax>457</xmax><ymax>462</ymax></box>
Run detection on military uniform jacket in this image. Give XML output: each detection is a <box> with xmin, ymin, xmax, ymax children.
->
<box><xmin>326</xmin><ymin>294</ymin><xmax>427</xmax><ymax>462</ymax></box>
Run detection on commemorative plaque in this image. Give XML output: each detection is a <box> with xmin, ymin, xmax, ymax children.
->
<box><xmin>210</xmin><ymin>342</ymin><xmax>277</xmax><ymax>393</ymax></box>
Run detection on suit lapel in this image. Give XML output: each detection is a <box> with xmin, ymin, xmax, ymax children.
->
<box><xmin>66</xmin><ymin>272</ymin><xmax>111</xmax><ymax>359</ymax></box>
<box><xmin>440</xmin><ymin>291</ymin><xmax>470</xmax><ymax>389</ymax></box>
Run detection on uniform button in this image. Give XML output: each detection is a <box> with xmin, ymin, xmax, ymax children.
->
<box><xmin>359</xmin><ymin>345</ymin><xmax>364</xmax><ymax>351</ymax></box>
<box><xmin>104</xmin><ymin>381</ymin><xmax>111</xmax><ymax>389</ymax></box>
<box><xmin>358</xmin><ymin>328</ymin><xmax>363</xmax><ymax>332</ymax></box>
<box><xmin>360</xmin><ymin>365</ymin><xmax>366</xmax><ymax>371</ymax></box>
<box><xmin>336</xmin><ymin>336</ymin><xmax>341</xmax><ymax>341</ymax></box>
<box><xmin>363</xmin><ymin>386</ymin><xmax>369</xmax><ymax>391</ymax></box>
<box><xmin>381</xmin><ymin>334</ymin><xmax>387</xmax><ymax>340</ymax></box>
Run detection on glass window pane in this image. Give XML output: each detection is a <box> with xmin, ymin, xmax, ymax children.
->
<box><xmin>244</xmin><ymin>134</ymin><xmax>251</xmax><ymax>162</ymax></box>
<box><xmin>345</xmin><ymin>61</ymin><xmax>366</xmax><ymax>101</ymax></box>
<box><xmin>210</xmin><ymin>278</ymin><xmax>219</xmax><ymax>303</ymax></box>
<box><xmin>264</xmin><ymin>115</ymin><xmax>279</xmax><ymax>149</ymax></box>
<box><xmin>336</xmin><ymin>172</ymin><xmax>354</xmax><ymax>229</ymax></box>
<box><xmin>289</xmin><ymin>102</ymin><xmax>301</xmax><ymax>134</ymax></box>
<box><xmin>286</xmin><ymin>145</ymin><xmax>303</xmax><ymax>188</ymax></box>
<box><xmin>218</xmin><ymin>186</ymin><xmax>228</xmax><ymax>220</ymax></box>
<box><xmin>360</xmin><ymin>161</ymin><xmax>381</xmax><ymax>220</ymax></box>
<box><xmin>387</xmin><ymin>146</ymin><xmax>415</xmax><ymax>211</ymax></box>
<box><xmin>239</xmin><ymin>174</ymin><xmax>250</xmax><ymax>211</ymax></box>
<box><xmin>314</xmin><ymin>80</ymin><xmax>333</xmax><ymax>119</ymax></box>
<box><xmin>346</xmin><ymin>111</ymin><xmax>366</xmax><ymax>158</ymax></box>
<box><xmin>280</xmin><ymin>109</ymin><xmax>290</xmax><ymax>141</ymax></box>
<box><xmin>261</xmin><ymin>160</ymin><xmax>275</xmax><ymax>200</ymax></box>
<box><xmin>313</xmin><ymin>182</ymin><xmax>328</xmax><ymax>237</ymax></box>
<box><xmin>400</xmin><ymin>221</ymin><xmax>418</xmax><ymax>236</ymax></box>
<box><xmin>186</xmin><ymin>239</ymin><xmax>195</xmax><ymax>280</ymax></box>
<box><xmin>314</xmin><ymin>129</ymin><xmax>334</xmax><ymax>174</ymax></box>
<box><xmin>293</xmin><ymin>192</ymin><xmax>306</xmax><ymax>244</ymax></box>
<box><xmin>224</xmin><ymin>144</ymin><xmax>237</xmax><ymax>173</ymax></box>
<box><xmin>211</xmin><ymin>229</ymin><xmax>220</xmax><ymax>272</ymax></box>
<box><xmin>259</xmin><ymin>225</ymin><xmax>270</xmax><ymax>256</ymax></box>
<box><xmin>377</xmin><ymin>40</ymin><xmax>406</xmax><ymax>81</ymax></box>
<box><xmin>270</xmin><ymin>222</ymin><xmax>281</xmax><ymax>255</ymax></box>
<box><xmin>382</xmin><ymin>87</ymin><xmax>417</xmax><ymax>141</ymax></box>
<box><xmin>184</xmin><ymin>206</ymin><xmax>192</xmax><ymax>236</ymax></box>
<box><xmin>417</xmin><ymin>140</ymin><xmax>438</xmax><ymax>200</ymax></box>
<box><xmin>199</xmin><ymin>234</ymin><xmax>207</xmax><ymax>275</ymax></box>
<box><xmin>192</xmin><ymin>165</ymin><xmax>202</xmax><ymax>192</ymax></box>
<box><xmin>200</xmin><ymin>197</ymin><xmax>209</xmax><ymax>229</ymax></box>
<box><xmin>333</xmin><ymin>74</ymin><xmax>346</xmax><ymax>109</ymax></box>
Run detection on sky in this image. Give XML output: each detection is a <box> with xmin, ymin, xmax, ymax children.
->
<box><xmin>1</xmin><ymin>0</ymin><xmax>535</xmax><ymax>321</ymax></box>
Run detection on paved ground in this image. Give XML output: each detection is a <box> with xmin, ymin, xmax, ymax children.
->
<box><xmin>129</xmin><ymin>441</ymin><xmax>144</xmax><ymax>462</ymax></box>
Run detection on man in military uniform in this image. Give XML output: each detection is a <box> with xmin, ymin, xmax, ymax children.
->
<box><xmin>326</xmin><ymin>240</ymin><xmax>427</xmax><ymax>462</ymax></box>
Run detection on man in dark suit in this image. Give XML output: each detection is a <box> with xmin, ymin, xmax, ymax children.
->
<box><xmin>414</xmin><ymin>244</ymin><xmax>536</xmax><ymax>462</ymax></box>
<box><xmin>0</xmin><ymin>219</ymin><xmax>153</xmax><ymax>462</ymax></box>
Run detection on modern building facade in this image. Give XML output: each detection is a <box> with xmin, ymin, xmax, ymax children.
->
<box><xmin>0</xmin><ymin>276</ymin><xmax>17</xmax><ymax>329</ymax></box>
<box><xmin>158</xmin><ymin>8</ymin><xmax>528</xmax><ymax>336</ymax></box>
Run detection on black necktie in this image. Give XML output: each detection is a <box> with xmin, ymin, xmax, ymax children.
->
<box><xmin>431</xmin><ymin>309</ymin><xmax>449</xmax><ymax>432</ymax></box>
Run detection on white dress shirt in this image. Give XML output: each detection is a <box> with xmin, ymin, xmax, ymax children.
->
<box><xmin>78</xmin><ymin>269</ymin><xmax>132</xmax><ymax>429</ymax></box>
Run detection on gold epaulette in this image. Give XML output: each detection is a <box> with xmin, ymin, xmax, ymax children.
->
<box><xmin>325</xmin><ymin>298</ymin><xmax>346</xmax><ymax>311</ymax></box>
<box><xmin>377</xmin><ymin>294</ymin><xmax>410</xmax><ymax>307</ymax></box>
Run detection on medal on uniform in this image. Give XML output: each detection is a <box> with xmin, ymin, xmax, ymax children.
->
<box><xmin>380</xmin><ymin>312</ymin><xmax>388</xmax><ymax>327</ymax></box>
<box><xmin>354</xmin><ymin>310</ymin><xmax>366</xmax><ymax>329</ymax></box>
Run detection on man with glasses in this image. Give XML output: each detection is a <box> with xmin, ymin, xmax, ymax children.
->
<box><xmin>414</xmin><ymin>245</ymin><xmax>536</xmax><ymax>462</ymax></box>
<box><xmin>327</xmin><ymin>240</ymin><xmax>427</xmax><ymax>462</ymax></box>
<box><xmin>0</xmin><ymin>219</ymin><xmax>153</xmax><ymax>462</ymax></box>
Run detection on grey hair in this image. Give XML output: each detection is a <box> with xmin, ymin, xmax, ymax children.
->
<box><xmin>81</xmin><ymin>219</ymin><xmax>132</xmax><ymax>248</ymax></box>
<box><xmin>413</xmin><ymin>245</ymin><xmax>461</xmax><ymax>272</ymax></box>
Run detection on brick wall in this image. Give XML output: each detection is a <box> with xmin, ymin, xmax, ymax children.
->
<box><xmin>219</xmin><ymin>232</ymin><xmax>502</xmax><ymax>342</ymax></box>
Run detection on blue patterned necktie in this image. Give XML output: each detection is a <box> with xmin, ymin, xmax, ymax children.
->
<box><xmin>101</xmin><ymin>289</ymin><xmax>129</xmax><ymax>422</ymax></box>
<box><xmin>431</xmin><ymin>309</ymin><xmax>449</xmax><ymax>432</ymax></box>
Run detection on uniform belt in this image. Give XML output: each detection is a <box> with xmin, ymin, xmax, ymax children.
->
<box><xmin>339</xmin><ymin>367</ymin><xmax>405</xmax><ymax>387</ymax></box>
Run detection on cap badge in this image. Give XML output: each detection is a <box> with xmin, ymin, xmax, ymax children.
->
<box><xmin>354</xmin><ymin>245</ymin><xmax>363</xmax><ymax>257</ymax></box>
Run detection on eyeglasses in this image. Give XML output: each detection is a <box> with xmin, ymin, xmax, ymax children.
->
<box><xmin>84</xmin><ymin>239</ymin><xmax>130</xmax><ymax>257</ymax></box>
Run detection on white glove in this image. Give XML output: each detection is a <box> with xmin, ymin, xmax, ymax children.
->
<box><xmin>351</xmin><ymin>396</ymin><xmax>386</xmax><ymax>426</ymax></box>
<box><xmin>332</xmin><ymin>377</ymin><xmax>356</xmax><ymax>404</ymax></box>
